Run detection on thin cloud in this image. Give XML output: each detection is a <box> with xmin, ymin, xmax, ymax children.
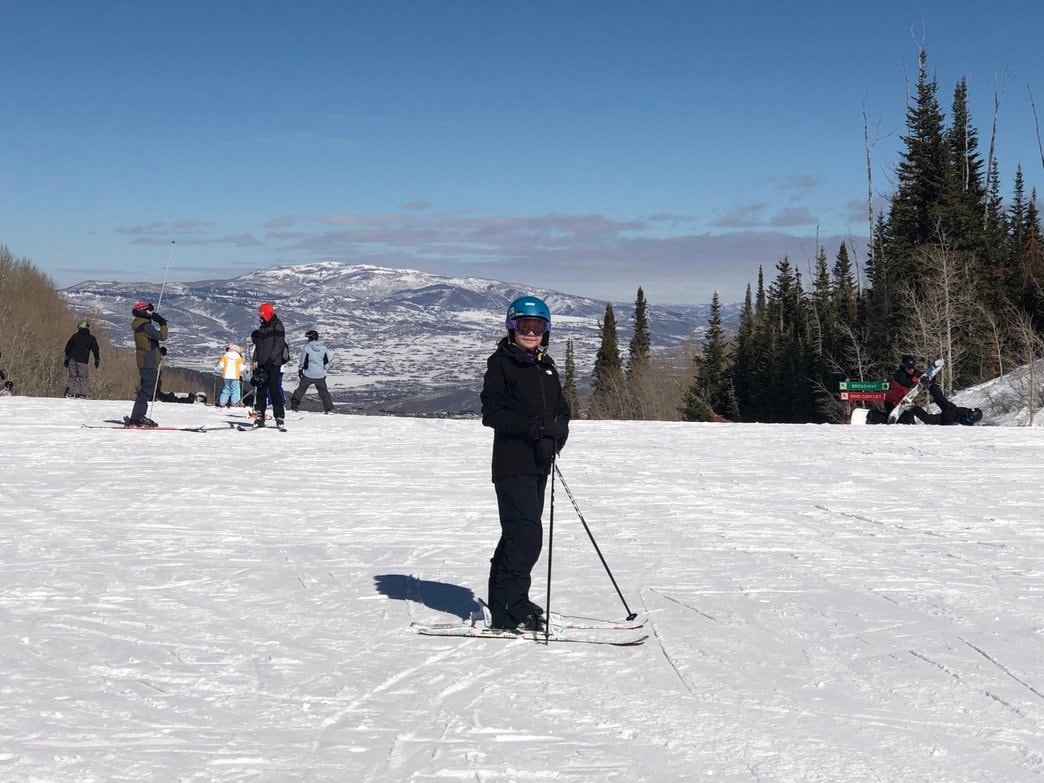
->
<box><xmin>769</xmin><ymin>207</ymin><xmax>818</xmax><ymax>227</ymax></box>
<box><xmin>712</xmin><ymin>204</ymin><xmax>768</xmax><ymax>228</ymax></box>
<box><xmin>131</xmin><ymin>233</ymin><xmax>263</xmax><ymax>248</ymax></box>
<box><xmin>401</xmin><ymin>200</ymin><xmax>431</xmax><ymax>211</ymax></box>
<box><xmin>117</xmin><ymin>219</ymin><xmax>212</xmax><ymax>236</ymax></box>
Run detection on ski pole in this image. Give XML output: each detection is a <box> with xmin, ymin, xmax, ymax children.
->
<box><xmin>148</xmin><ymin>241</ymin><xmax>175</xmax><ymax>417</ymax></box>
<box><xmin>553</xmin><ymin>462</ymin><xmax>637</xmax><ymax>621</ymax></box>
<box><xmin>544</xmin><ymin>454</ymin><xmax>555</xmax><ymax>644</ymax></box>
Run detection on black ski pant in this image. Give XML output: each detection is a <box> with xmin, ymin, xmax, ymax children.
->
<box><xmin>488</xmin><ymin>474</ymin><xmax>547</xmax><ymax>627</ymax></box>
<box><xmin>291</xmin><ymin>376</ymin><xmax>333</xmax><ymax>412</ymax></box>
<box><xmin>254</xmin><ymin>362</ymin><xmax>286</xmax><ymax>421</ymax></box>
<box><xmin>130</xmin><ymin>366</ymin><xmax>158</xmax><ymax>421</ymax></box>
<box><xmin>898</xmin><ymin>405</ymin><xmax>940</xmax><ymax>425</ymax></box>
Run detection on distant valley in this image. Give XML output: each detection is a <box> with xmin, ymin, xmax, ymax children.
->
<box><xmin>61</xmin><ymin>262</ymin><xmax>736</xmax><ymax>414</ymax></box>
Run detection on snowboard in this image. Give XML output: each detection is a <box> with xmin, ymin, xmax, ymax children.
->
<box><xmin>887</xmin><ymin>358</ymin><xmax>944</xmax><ymax>424</ymax></box>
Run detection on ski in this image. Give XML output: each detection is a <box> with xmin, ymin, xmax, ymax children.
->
<box><xmin>471</xmin><ymin>599</ymin><xmax>644</xmax><ymax>632</ymax></box>
<box><xmin>236</xmin><ymin>423</ymin><xmax>287</xmax><ymax>432</ymax></box>
<box><xmin>82</xmin><ymin>423</ymin><xmax>210</xmax><ymax>432</ymax></box>
<box><xmin>410</xmin><ymin>622</ymin><xmax>647</xmax><ymax>646</ymax></box>
<box><xmin>548</xmin><ymin>612</ymin><xmax>646</xmax><ymax>631</ymax></box>
<box><xmin>888</xmin><ymin>358</ymin><xmax>944</xmax><ymax>423</ymax></box>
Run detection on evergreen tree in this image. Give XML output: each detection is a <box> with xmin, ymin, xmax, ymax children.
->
<box><xmin>562</xmin><ymin>338</ymin><xmax>580</xmax><ymax>419</ymax></box>
<box><xmin>888</xmin><ymin>49</ymin><xmax>948</xmax><ymax>292</ymax></box>
<box><xmin>942</xmin><ymin>77</ymin><xmax>987</xmax><ymax>250</ymax></box>
<box><xmin>683</xmin><ymin>292</ymin><xmax>732</xmax><ymax>421</ymax></box>
<box><xmin>625</xmin><ymin>287</ymin><xmax>652</xmax><ymax>417</ymax></box>
<box><xmin>730</xmin><ymin>284</ymin><xmax>756</xmax><ymax>421</ymax></box>
<box><xmin>588</xmin><ymin>303</ymin><xmax>624</xmax><ymax>419</ymax></box>
<box><xmin>626</xmin><ymin>287</ymin><xmax>651</xmax><ymax>377</ymax></box>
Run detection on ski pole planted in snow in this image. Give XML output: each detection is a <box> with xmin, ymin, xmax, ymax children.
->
<box><xmin>544</xmin><ymin>454</ymin><xmax>556</xmax><ymax>644</ymax></box>
<box><xmin>553</xmin><ymin>462</ymin><xmax>638</xmax><ymax>621</ymax></box>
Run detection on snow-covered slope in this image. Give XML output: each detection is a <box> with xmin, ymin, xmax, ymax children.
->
<box><xmin>61</xmin><ymin>263</ymin><xmax>734</xmax><ymax>414</ymax></box>
<box><xmin>1</xmin><ymin>397</ymin><xmax>1041</xmax><ymax>781</ymax></box>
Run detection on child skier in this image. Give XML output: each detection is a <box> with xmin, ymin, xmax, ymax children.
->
<box><xmin>216</xmin><ymin>343</ymin><xmax>245</xmax><ymax>407</ymax></box>
<box><xmin>290</xmin><ymin>329</ymin><xmax>334</xmax><ymax>413</ymax></box>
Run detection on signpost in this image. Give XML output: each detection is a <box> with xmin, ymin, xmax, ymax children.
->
<box><xmin>838</xmin><ymin>380</ymin><xmax>888</xmax><ymax>392</ymax></box>
<box><xmin>840</xmin><ymin>379</ymin><xmax>890</xmax><ymax>423</ymax></box>
<box><xmin>839</xmin><ymin>390</ymin><xmax>886</xmax><ymax>402</ymax></box>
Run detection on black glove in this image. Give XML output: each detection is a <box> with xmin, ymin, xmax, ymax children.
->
<box><xmin>63</xmin><ymin>358</ymin><xmax>69</xmax><ymax>368</ymax></box>
<box><xmin>541</xmin><ymin>416</ymin><xmax>568</xmax><ymax>440</ymax></box>
<box><xmin>298</xmin><ymin>369</ymin><xmax>304</xmax><ymax>378</ymax></box>
<box><xmin>151</xmin><ymin>312</ymin><xmax>167</xmax><ymax>326</ymax></box>
<box><xmin>526</xmin><ymin>416</ymin><xmax>545</xmax><ymax>441</ymax></box>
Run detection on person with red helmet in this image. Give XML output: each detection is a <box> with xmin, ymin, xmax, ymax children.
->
<box><xmin>125</xmin><ymin>301</ymin><xmax>167</xmax><ymax>427</ymax></box>
<box><xmin>251</xmin><ymin>302</ymin><xmax>288</xmax><ymax>428</ymax></box>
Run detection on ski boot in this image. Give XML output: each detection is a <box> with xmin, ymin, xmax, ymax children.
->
<box><xmin>253</xmin><ymin>416</ymin><xmax>266</xmax><ymax>428</ymax></box>
<box><xmin>124</xmin><ymin>416</ymin><xmax>158</xmax><ymax>428</ymax></box>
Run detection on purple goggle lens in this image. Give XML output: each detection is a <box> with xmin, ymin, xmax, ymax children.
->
<box><xmin>509</xmin><ymin>317</ymin><xmax>548</xmax><ymax>336</ymax></box>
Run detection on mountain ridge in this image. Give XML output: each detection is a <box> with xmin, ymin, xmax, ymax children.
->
<box><xmin>61</xmin><ymin>262</ymin><xmax>738</xmax><ymax>414</ymax></box>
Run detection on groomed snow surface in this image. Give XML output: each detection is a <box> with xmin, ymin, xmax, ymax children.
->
<box><xmin>1</xmin><ymin>398</ymin><xmax>1042</xmax><ymax>782</ymax></box>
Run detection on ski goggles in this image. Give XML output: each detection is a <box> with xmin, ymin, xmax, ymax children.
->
<box><xmin>509</xmin><ymin>317</ymin><xmax>549</xmax><ymax>336</ymax></box>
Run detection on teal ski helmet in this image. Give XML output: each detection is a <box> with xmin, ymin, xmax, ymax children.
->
<box><xmin>506</xmin><ymin>296</ymin><xmax>551</xmax><ymax>324</ymax></box>
<box><xmin>506</xmin><ymin>295</ymin><xmax>551</xmax><ymax>345</ymax></box>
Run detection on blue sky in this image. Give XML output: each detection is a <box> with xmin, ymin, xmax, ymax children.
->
<box><xmin>2</xmin><ymin>1</ymin><xmax>1042</xmax><ymax>305</ymax></box>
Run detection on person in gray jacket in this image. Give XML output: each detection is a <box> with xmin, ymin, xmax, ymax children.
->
<box><xmin>290</xmin><ymin>329</ymin><xmax>334</xmax><ymax>413</ymax></box>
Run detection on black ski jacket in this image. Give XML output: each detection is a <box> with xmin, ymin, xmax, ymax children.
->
<box><xmin>481</xmin><ymin>337</ymin><xmax>571</xmax><ymax>483</ymax></box>
<box><xmin>65</xmin><ymin>328</ymin><xmax>100</xmax><ymax>365</ymax></box>
<box><xmin>253</xmin><ymin>314</ymin><xmax>287</xmax><ymax>367</ymax></box>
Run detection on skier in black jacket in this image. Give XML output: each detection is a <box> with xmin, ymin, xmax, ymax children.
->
<box><xmin>480</xmin><ymin>295</ymin><xmax>571</xmax><ymax>631</ymax></box>
<box><xmin>64</xmin><ymin>320</ymin><xmax>101</xmax><ymax>398</ymax></box>
<box><xmin>251</xmin><ymin>302</ymin><xmax>287</xmax><ymax>427</ymax></box>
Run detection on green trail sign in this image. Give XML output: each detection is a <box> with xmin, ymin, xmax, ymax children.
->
<box><xmin>839</xmin><ymin>380</ymin><xmax>889</xmax><ymax>392</ymax></box>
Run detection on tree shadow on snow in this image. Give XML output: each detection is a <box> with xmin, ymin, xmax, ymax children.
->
<box><xmin>373</xmin><ymin>574</ymin><xmax>480</xmax><ymax>620</ymax></box>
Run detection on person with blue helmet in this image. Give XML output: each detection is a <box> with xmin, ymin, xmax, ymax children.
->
<box><xmin>480</xmin><ymin>295</ymin><xmax>571</xmax><ymax>631</ymax></box>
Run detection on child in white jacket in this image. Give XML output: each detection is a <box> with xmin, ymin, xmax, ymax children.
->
<box><xmin>215</xmin><ymin>343</ymin><xmax>245</xmax><ymax>407</ymax></box>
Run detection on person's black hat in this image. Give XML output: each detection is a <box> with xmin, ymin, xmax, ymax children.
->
<box><xmin>900</xmin><ymin>354</ymin><xmax>917</xmax><ymax>370</ymax></box>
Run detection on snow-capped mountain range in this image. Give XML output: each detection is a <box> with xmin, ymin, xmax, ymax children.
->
<box><xmin>61</xmin><ymin>262</ymin><xmax>735</xmax><ymax>413</ymax></box>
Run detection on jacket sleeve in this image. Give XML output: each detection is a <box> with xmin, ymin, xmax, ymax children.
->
<box><xmin>480</xmin><ymin>357</ymin><xmax>530</xmax><ymax>436</ymax></box>
<box><xmin>64</xmin><ymin>336</ymin><xmax>74</xmax><ymax>357</ymax></box>
<box><xmin>274</xmin><ymin>321</ymin><xmax>287</xmax><ymax>365</ymax></box>
<box><xmin>139</xmin><ymin>322</ymin><xmax>166</xmax><ymax>341</ymax></box>
<box><xmin>90</xmin><ymin>337</ymin><xmax>100</xmax><ymax>364</ymax></box>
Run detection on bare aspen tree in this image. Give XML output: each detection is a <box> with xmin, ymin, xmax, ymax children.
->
<box><xmin>983</xmin><ymin>71</ymin><xmax>1011</xmax><ymax>227</ymax></box>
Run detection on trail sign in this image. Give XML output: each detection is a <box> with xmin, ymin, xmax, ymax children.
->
<box><xmin>839</xmin><ymin>380</ymin><xmax>889</xmax><ymax>392</ymax></box>
<box><xmin>839</xmin><ymin>390</ymin><xmax>886</xmax><ymax>402</ymax></box>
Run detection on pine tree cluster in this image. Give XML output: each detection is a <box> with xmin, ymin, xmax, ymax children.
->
<box><xmin>585</xmin><ymin>49</ymin><xmax>1043</xmax><ymax>423</ymax></box>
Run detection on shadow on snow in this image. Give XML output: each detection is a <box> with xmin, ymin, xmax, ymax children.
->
<box><xmin>373</xmin><ymin>574</ymin><xmax>480</xmax><ymax>621</ymax></box>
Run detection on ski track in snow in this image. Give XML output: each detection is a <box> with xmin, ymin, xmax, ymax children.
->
<box><xmin>0</xmin><ymin>398</ymin><xmax>1043</xmax><ymax>781</ymax></box>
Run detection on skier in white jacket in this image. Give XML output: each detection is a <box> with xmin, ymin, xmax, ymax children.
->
<box><xmin>290</xmin><ymin>330</ymin><xmax>334</xmax><ymax>413</ymax></box>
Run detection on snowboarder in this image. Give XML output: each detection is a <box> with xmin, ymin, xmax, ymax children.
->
<box><xmin>126</xmin><ymin>301</ymin><xmax>167</xmax><ymax>427</ymax></box>
<box><xmin>290</xmin><ymin>329</ymin><xmax>334</xmax><ymax>413</ymax></box>
<box><xmin>884</xmin><ymin>355</ymin><xmax>981</xmax><ymax>425</ymax></box>
<box><xmin>63</xmin><ymin>320</ymin><xmax>101</xmax><ymax>398</ymax></box>
<box><xmin>480</xmin><ymin>296</ymin><xmax>571</xmax><ymax>631</ymax></box>
<box><xmin>215</xmin><ymin>343</ymin><xmax>246</xmax><ymax>407</ymax></box>
<box><xmin>251</xmin><ymin>302</ymin><xmax>287</xmax><ymax>428</ymax></box>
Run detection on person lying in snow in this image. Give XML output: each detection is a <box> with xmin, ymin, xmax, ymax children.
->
<box><xmin>883</xmin><ymin>354</ymin><xmax>982</xmax><ymax>425</ymax></box>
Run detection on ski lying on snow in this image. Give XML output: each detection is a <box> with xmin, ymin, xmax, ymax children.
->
<box><xmin>410</xmin><ymin>622</ymin><xmax>648</xmax><ymax>646</ymax></box>
<box><xmin>235</xmin><ymin>423</ymin><xmax>287</xmax><ymax>432</ymax></box>
<box><xmin>82</xmin><ymin>423</ymin><xmax>214</xmax><ymax>432</ymax></box>
<box><xmin>547</xmin><ymin>612</ymin><xmax>646</xmax><ymax>631</ymax></box>
<box><xmin>471</xmin><ymin>599</ymin><xmax>645</xmax><ymax>631</ymax></box>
